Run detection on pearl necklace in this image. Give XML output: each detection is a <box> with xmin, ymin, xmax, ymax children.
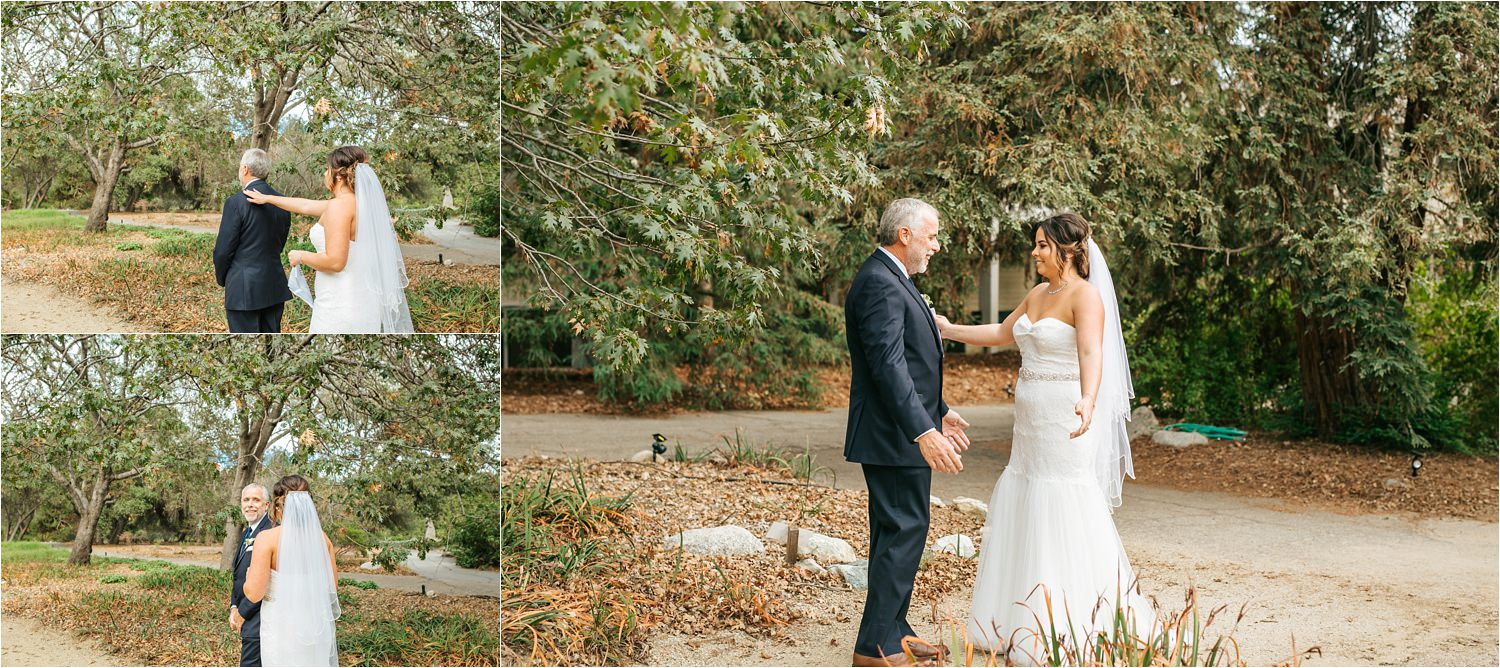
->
<box><xmin>1046</xmin><ymin>280</ymin><xmax>1070</xmax><ymax>295</ymax></box>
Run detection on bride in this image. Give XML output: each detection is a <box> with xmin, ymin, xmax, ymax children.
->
<box><xmin>936</xmin><ymin>212</ymin><xmax>1156</xmax><ymax>664</ymax></box>
<box><xmin>244</xmin><ymin>146</ymin><xmax>414</xmax><ymax>333</ymax></box>
<box><xmin>244</xmin><ymin>475</ymin><xmax>340</xmax><ymax>667</ymax></box>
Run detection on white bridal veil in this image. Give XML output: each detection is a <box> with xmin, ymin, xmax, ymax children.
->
<box><xmin>1086</xmin><ymin>238</ymin><xmax>1135</xmax><ymax>508</ymax></box>
<box><xmin>277</xmin><ymin>491</ymin><xmax>340</xmax><ymax>664</ymax></box>
<box><xmin>351</xmin><ymin>163</ymin><xmax>414</xmax><ymax>333</ymax></box>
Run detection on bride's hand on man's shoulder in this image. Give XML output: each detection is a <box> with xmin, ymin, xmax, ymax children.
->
<box><xmin>243</xmin><ymin>189</ymin><xmax>270</xmax><ymax>204</ymax></box>
<box><xmin>933</xmin><ymin>313</ymin><xmax>952</xmax><ymax>337</ymax></box>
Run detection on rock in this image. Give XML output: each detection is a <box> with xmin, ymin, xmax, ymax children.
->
<box><xmin>953</xmin><ymin>496</ymin><xmax>989</xmax><ymax>519</ymax></box>
<box><xmin>765</xmin><ymin>521</ymin><xmax>789</xmax><ymax>545</ymax></box>
<box><xmin>1152</xmin><ymin>429</ymin><xmax>1209</xmax><ymax>449</ymax></box>
<box><xmin>1383</xmin><ymin>477</ymin><xmax>1412</xmax><ymax>492</ymax></box>
<box><xmin>358</xmin><ymin>561</ymin><xmax>379</xmax><ymax>571</ymax></box>
<box><xmin>830</xmin><ymin>560</ymin><xmax>869</xmax><ymax>591</ymax></box>
<box><xmin>794</xmin><ymin>530</ymin><xmax>858</xmax><ymax>565</ymax></box>
<box><xmin>929</xmin><ymin>495</ymin><xmax>945</xmax><ymax>507</ymax></box>
<box><xmin>662</xmin><ymin>525</ymin><xmax>765</xmax><ymax>556</ymax></box>
<box><xmin>628</xmin><ymin>449</ymin><xmax>661</xmax><ymax>463</ymax></box>
<box><xmin>930</xmin><ymin>533</ymin><xmax>977</xmax><ymax>558</ymax></box>
<box><xmin>795</xmin><ymin>558</ymin><xmax>825</xmax><ymax>574</ymax></box>
<box><xmin>1127</xmin><ymin>406</ymin><xmax>1160</xmax><ymax>440</ymax></box>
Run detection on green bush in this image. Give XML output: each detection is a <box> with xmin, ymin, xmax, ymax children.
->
<box><xmin>463</xmin><ymin>179</ymin><xmax>499</xmax><ymax>238</ymax></box>
<box><xmin>1409</xmin><ymin>260</ymin><xmax>1499</xmax><ymax>454</ymax></box>
<box><xmin>339</xmin><ymin>577</ymin><xmax>379</xmax><ymax>590</ymax></box>
<box><xmin>447</xmin><ymin>496</ymin><xmax>499</xmax><ymax>569</ymax></box>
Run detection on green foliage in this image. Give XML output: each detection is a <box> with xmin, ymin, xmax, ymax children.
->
<box><xmin>116</xmin><ymin>242</ymin><xmax>144</xmax><ymax>251</ymax></box>
<box><xmin>501</xmin><ymin>464</ymin><xmax>631</xmax><ymax>589</ymax></box>
<box><xmin>340</xmin><ymin>577</ymin><xmax>379</xmax><ymax>591</ymax></box>
<box><xmin>446</xmin><ymin>496</ymin><xmax>499</xmax><ymax>569</ymax></box>
<box><xmin>340</xmin><ymin>610</ymin><xmax>499</xmax><ymax>667</ymax></box>
<box><xmin>502</xmin><ymin>1</ymin><xmax>964</xmax><ymax>376</ymax></box>
<box><xmin>1408</xmin><ymin>260</ymin><xmax>1499</xmax><ymax>454</ymax></box>
<box><xmin>463</xmin><ymin>177</ymin><xmax>499</xmax><ymax>238</ymax></box>
<box><xmin>99</xmin><ymin>574</ymin><xmax>129</xmax><ymax>584</ymax></box>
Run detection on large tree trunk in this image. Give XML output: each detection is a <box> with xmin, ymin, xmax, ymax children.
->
<box><xmin>218</xmin><ymin>399</ymin><xmax>284</xmax><ymax>570</ymax></box>
<box><xmin>1293</xmin><ymin>303</ymin><xmax>1368</xmax><ymax>439</ymax></box>
<box><xmin>67</xmin><ymin>475</ymin><xmax>110</xmax><ymax>566</ymax></box>
<box><xmin>82</xmin><ymin>141</ymin><xmax>127</xmax><ymax>233</ymax></box>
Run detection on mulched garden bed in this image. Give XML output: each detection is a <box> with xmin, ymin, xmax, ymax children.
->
<box><xmin>1131</xmin><ymin>432</ymin><xmax>1498</xmax><ymax>522</ymax></box>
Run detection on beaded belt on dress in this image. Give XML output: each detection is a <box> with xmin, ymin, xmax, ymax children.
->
<box><xmin>1018</xmin><ymin>367</ymin><xmax>1079</xmax><ymax>382</ymax></box>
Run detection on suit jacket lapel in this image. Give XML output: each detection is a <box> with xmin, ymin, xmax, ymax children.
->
<box><xmin>871</xmin><ymin>251</ymin><xmax>943</xmax><ymax>356</ymax></box>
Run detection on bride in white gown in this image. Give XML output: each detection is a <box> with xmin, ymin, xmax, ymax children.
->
<box><xmin>244</xmin><ymin>475</ymin><xmax>340</xmax><ymax>667</ymax></box>
<box><xmin>936</xmin><ymin>212</ymin><xmax>1156</xmax><ymax>664</ymax></box>
<box><xmin>244</xmin><ymin>146</ymin><xmax>414</xmax><ymax>333</ymax></box>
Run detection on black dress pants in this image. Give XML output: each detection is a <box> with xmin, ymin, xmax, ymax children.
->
<box><xmin>854</xmin><ymin>463</ymin><xmax>933</xmax><ymax>658</ymax></box>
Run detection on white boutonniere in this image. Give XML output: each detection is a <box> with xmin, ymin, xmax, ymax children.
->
<box><xmin>922</xmin><ymin>293</ymin><xmax>934</xmax><ymax>307</ymax></box>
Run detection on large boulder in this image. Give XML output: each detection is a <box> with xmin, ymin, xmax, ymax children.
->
<box><xmin>1127</xmin><ymin>406</ymin><xmax>1160</xmax><ymax>441</ymax></box>
<box><xmin>1152</xmin><ymin>429</ymin><xmax>1209</xmax><ymax>449</ymax></box>
<box><xmin>930</xmin><ymin>534</ymin><xmax>977</xmax><ymax>558</ymax></box>
<box><xmin>661</xmin><ymin>525</ymin><xmax>765</xmax><ymax>556</ymax></box>
<box><xmin>930</xmin><ymin>495</ymin><xmax>946</xmax><ymax>507</ymax></box>
<box><xmin>795</xmin><ymin>530</ymin><xmax>858</xmax><ymax>565</ymax></box>
<box><xmin>830</xmin><ymin>560</ymin><xmax>869</xmax><ymax>591</ymax></box>
<box><xmin>952</xmin><ymin>496</ymin><xmax>989</xmax><ymax>520</ymax></box>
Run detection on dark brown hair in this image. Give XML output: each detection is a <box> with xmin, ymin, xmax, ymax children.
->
<box><xmin>1034</xmin><ymin>212</ymin><xmax>1091</xmax><ymax>279</ymax></box>
<box><xmin>326</xmin><ymin>145</ymin><xmax>367</xmax><ymax>193</ymax></box>
<box><xmin>270</xmin><ymin>474</ymin><xmax>311</xmax><ymax>523</ymax></box>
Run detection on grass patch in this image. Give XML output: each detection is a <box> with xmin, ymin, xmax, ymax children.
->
<box><xmin>99</xmin><ymin>574</ymin><xmax>129</xmax><ymax>584</ymax></box>
<box><xmin>340</xmin><ymin>577</ymin><xmax>379</xmax><ymax>590</ymax></box>
<box><xmin>342</xmin><ymin>610</ymin><xmax>499</xmax><ymax>667</ymax></box>
<box><xmin>1</xmin><ymin>540</ymin><xmax>69</xmax><ymax>563</ymax></box>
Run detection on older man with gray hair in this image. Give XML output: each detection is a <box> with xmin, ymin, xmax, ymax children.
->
<box><xmin>842</xmin><ymin>197</ymin><xmax>970</xmax><ymax>666</ymax></box>
<box><xmin>213</xmin><ymin>148</ymin><xmax>293</xmax><ymax>333</ymax></box>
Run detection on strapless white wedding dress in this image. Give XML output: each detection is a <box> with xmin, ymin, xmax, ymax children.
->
<box><xmin>966</xmin><ymin>313</ymin><xmax>1156</xmax><ymax>663</ymax></box>
<box><xmin>308</xmin><ymin>222</ymin><xmax>382</xmax><ymax>334</ymax></box>
<box><xmin>261</xmin><ymin>569</ymin><xmax>338</xmax><ymax>666</ymax></box>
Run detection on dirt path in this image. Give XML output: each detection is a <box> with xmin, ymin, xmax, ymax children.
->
<box><xmin>0</xmin><ymin>612</ymin><xmax>122</xmax><ymax>667</ymax></box>
<box><xmin>503</xmin><ymin>409</ymin><xmax>1500</xmax><ymax>666</ymax></box>
<box><xmin>0</xmin><ymin>277</ymin><xmax>143</xmax><ymax>333</ymax></box>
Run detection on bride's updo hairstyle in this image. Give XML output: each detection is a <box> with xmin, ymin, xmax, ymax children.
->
<box><xmin>327</xmin><ymin>146</ymin><xmax>368</xmax><ymax>194</ymax></box>
<box><xmin>1034</xmin><ymin>212</ymin><xmax>1091</xmax><ymax>280</ymax></box>
<box><xmin>270</xmin><ymin>474</ymin><xmax>311</xmax><ymax>523</ymax></box>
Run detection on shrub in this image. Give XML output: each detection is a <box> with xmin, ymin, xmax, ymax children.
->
<box><xmin>448</xmin><ymin>496</ymin><xmax>499</xmax><ymax>569</ymax></box>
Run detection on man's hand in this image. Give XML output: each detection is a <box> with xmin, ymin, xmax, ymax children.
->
<box><xmin>942</xmin><ymin>410</ymin><xmax>971</xmax><ymax>451</ymax></box>
<box><xmin>918</xmin><ymin>431</ymin><xmax>963</xmax><ymax>474</ymax></box>
<box><xmin>230</xmin><ymin>607</ymin><xmax>244</xmax><ymax>632</ymax></box>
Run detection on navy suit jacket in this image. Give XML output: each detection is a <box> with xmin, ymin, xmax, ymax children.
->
<box><xmin>843</xmin><ymin>250</ymin><xmax>949</xmax><ymax>467</ymax></box>
<box><xmin>230</xmin><ymin>514</ymin><xmax>273</xmax><ymax>639</ymax></box>
<box><xmin>214</xmin><ymin>180</ymin><xmax>293</xmax><ymax>311</ymax></box>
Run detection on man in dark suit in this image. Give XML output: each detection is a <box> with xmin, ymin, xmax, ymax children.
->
<box><xmin>843</xmin><ymin>198</ymin><xmax>970</xmax><ymax>667</ymax></box>
<box><xmin>214</xmin><ymin>148</ymin><xmax>293</xmax><ymax>333</ymax></box>
<box><xmin>230</xmin><ymin>483</ymin><xmax>274</xmax><ymax>667</ymax></box>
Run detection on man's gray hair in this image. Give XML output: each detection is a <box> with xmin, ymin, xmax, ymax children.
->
<box><xmin>240</xmin><ymin>148</ymin><xmax>271</xmax><ymax>180</ymax></box>
<box><xmin>877</xmin><ymin>198</ymin><xmax>938</xmax><ymax>246</ymax></box>
<box><xmin>241</xmin><ymin>482</ymin><xmax>269</xmax><ymax>502</ymax></box>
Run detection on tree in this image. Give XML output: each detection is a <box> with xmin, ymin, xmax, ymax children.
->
<box><xmin>879</xmin><ymin>2</ymin><xmax>1496</xmax><ymax>445</ymax></box>
<box><xmin>502</xmin><ymin>2</ymin><xmax>964</xmax><ymax>377</ymax></box>
<box><xmin>2</xmin><ymin>2</ymin><xmax>202</xmax><ymax>232</ymax></box>
<box><xmin>1</xmin><ymin>336</ymin><xmax>197</xmax><ymax>565</ymax></box>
